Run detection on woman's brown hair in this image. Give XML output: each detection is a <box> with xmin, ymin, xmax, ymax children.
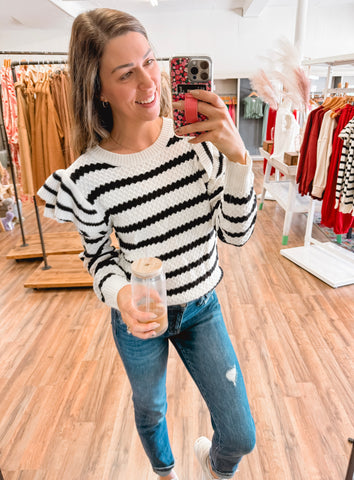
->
<box><xmin>68</xmin><ymin>8</ymin><xmax>170</xmax><ymax>156</ymax></box>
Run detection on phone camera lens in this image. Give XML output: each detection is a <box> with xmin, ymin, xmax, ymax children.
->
<box><xmin>191</xmin><ymin>66</ymin><xmax>199</xmax><ymax>75</ymax></box>
<box><xmin>200</xmin><ymin>61</ymin><xmax>209</xmax><ymax>70</ymax></box>
<box><xmin>200</xmin><ymin>72</ymin><xmax>208</xmax><ymax>80</ymax></box>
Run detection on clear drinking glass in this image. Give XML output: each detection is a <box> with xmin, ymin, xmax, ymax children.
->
<box><xmin>131</xmin><ymin>257</ymin><xmax>168</xmax><ymax>336</ymax></box>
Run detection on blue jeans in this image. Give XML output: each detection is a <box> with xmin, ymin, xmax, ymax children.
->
<box><xmin>111</xmin><ymin>290</ymin><xmax>256</xmax><ymax>478</ymax></box>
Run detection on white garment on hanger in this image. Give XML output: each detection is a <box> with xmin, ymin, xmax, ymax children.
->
<box><xmin>271</xmin><ymin>98</ymin><xmax>300</xmax><ymax>163</ymax></box>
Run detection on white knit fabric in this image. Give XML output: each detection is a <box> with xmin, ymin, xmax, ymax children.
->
<box><xmin>38</xmin><ymin>117</ymin><xmax>257</xmax><ymax>309</ymax></box>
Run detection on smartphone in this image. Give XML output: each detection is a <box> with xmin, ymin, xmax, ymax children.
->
<box><xmin>170</xmin><ymin>55</ymin><xmax>213</xmax><ymax>136</ymax></box>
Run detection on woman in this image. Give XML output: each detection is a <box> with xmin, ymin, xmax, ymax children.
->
<box><xmin>38</xmin><ymin>8</ymin><xmax>257</xmax><ymax>479</ymax></box>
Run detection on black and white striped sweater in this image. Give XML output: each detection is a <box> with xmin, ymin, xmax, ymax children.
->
<box><xmin>38</xmin><ymin>117</ymin><xmax>257</xmax><ymax>309</ymax></box>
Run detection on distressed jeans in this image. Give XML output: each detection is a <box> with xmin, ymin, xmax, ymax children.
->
<box><xmin>111</xmin><ymin>290</ymin><xmax>256</xmax><ymax>478</ymax></box>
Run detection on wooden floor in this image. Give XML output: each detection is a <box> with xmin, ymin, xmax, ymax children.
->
<box><xmin>0</xmin><ymin>162</ymin><xmax>353</xmax><ymax>480</ymax></box>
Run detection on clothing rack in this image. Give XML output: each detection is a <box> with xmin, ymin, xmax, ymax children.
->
<box><xmin>2</xmin><ymin>51</ymin><xmax>172</xmax><ymax>288</ymax></box>
<box><xmin>1</xmin><ymin>52</ymin><xmax>88</xmax><ymax>284</ymax></box>
<box><xmin>2</xmin><ymin>54</ymin><xmax>70</xmax><ymax>269</ymax></box>
<box><xmin>280</xmin><ymin>54</ymin><xmax>354</xmax><ymax>288</ymax></box>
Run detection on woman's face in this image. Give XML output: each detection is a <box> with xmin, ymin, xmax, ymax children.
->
<box><xmin>99</xmin><ymin>31</ymin><xmax>161</xmax><ymax>127</ymax></box>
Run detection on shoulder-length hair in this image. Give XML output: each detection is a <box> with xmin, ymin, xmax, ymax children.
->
<box><xmin>68</xmin><ymin>8</ymin><xmax>170</xmax><ymax>156</ymax></box>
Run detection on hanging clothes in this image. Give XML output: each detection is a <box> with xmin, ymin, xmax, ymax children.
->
<box><xmin>50</xmin><ymin>70</ymin><xmax>76</xmax><ymax>166</ymax></box>
<box><xmin>243</xmin><ymin>95</ymin><xmax>264</xmax><ymax>119</ymax></box>
<box><xmin>271</xmin><ymin>98</ymin><xmax>299</xmax><ymax>164</ymax></box>
<box><xmin>263</xmin><ymin>107</ymin><xmax>277</xmax><ymax>174</ymax></box>
<box><xmin>261</xmin><ymin>103</ymin><xmax>270</xmax><ymax>143</ymax></box>
<box><xmin>311</xmin><ymin>109</ymin><xmax>337</xmax><ymax>199</ymax></box>
<box><xmin>0</xmin><ymin>63</ymin><xmax>22</xmax><ymax>191</ymax></box>
<box><xmin>9</xmin><ymin>63</ymin><xmax>73</xmax><ymax>195</ymax></box>
<box><xmin>296</xmin><ymin>105</ymin><xmax>327</xmax><ymax>196</ymax></box>
<box><xmin>335</xmin><ymin>117</ymin><xmax>354</xmax><ymax>215</ymax></box>
<box><xmin>15</xmin><ymin>77</ymin><xmax>34</xmax><ymax>195</ymax></box>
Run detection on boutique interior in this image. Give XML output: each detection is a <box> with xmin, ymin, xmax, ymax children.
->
<box><xmin>0</xmin><ymin>1</ymin><xmax>353</xmax><ymax>479</ymax></box>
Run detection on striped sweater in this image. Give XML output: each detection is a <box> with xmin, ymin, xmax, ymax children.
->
<box><xmin>38</xmin><ymin>117</ymin><xmax>257</xmax><ymax>309</ymax></box>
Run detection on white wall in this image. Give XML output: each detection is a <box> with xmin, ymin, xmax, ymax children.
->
<box><xmin>1</xmin><ymin>3</ymin><xmax>354</xmax><ymax>79</ymax></box>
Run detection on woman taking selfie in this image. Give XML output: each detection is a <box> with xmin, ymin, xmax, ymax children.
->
<box><xmin>38</xmin><ymin>8</ymin><xmax>257</xmax><ymax>480</ymax></box>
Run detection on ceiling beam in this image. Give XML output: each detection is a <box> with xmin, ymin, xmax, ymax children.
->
<box><xmin>242</xmin><ymin>0</ymin><xmax>269</xmax><ymax>17</ymax></box>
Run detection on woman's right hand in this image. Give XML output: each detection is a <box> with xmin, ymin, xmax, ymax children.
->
<box><xmin>117</xmin><ymin>285</ymin><xmax>161</xmax><ymax>339</ymax></box>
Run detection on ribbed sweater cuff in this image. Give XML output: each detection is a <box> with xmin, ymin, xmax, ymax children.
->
<box><xmin>225</xmin><ymin>151</ymin><xmax>254</xmax><ymax>194</ymax></box>
<box><xmin>100</xmin><ymin>275</ymin><xmax>130</xmax><ymax>310</ymax></box>
<box><xmin>311</xmin><ymin>185</ymin><xmax>324</xmax><ymax>199</ymax></box>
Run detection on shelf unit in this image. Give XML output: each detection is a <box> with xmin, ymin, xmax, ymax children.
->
<box><xmin>258</xmin><ymin>148</ymin><xmax>315</xmax><ymax>245</ymax></box>
<box><xmin>280</xmin><ymin>54</ymin><xmax>354</xmax><ymax>288</ymax></box>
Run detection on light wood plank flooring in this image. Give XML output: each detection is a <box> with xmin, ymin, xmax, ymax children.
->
<box><xmin>0</xmin><ymin>162</ymin><xmax>353</xmax><ymax>480</ymax></box>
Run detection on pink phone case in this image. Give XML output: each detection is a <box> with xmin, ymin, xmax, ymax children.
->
<box><xmin>170</xmin><ymin>56</ymin><xmax>212</xmax><ymax>136</ymax></box>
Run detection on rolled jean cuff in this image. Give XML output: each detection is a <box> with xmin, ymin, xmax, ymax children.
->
<box><xmin>153</xmin><ymin>464</ymin><xmax>175</xmax><ymax>476</ymax></box>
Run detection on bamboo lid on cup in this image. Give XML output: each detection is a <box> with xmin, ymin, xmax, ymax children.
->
<box><xmin>131</xmin><ymin>257</ymin><xmax>163</xmax><ymax>278</ymax></box>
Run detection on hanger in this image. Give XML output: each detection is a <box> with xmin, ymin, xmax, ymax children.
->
<box><xmin>248</xmin><ymin>91</ymin><xmax>258</xmax><ymax>97</ymax></box>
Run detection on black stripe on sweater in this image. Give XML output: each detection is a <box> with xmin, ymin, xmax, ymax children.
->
<box><xmin>114</xmin><ymin>191</ymin><xmax>209</xmax><ymax>234</ymax></box>
<box><xmin>224</xmin><ymin>187</ymin><xmax>254</xmax><ymax>206</ymax></box>
<box><xmin>54</xmin><ymin>200</ymin><xmax>105</xmax><ymax>227</ymax></box>
<box><xmin>153</xmin><ymin>230</ymin><xmax>215</xmax><ymax>263</ymax></box>
<box><xmin>98</xmin><ymin>272</ymin><xmax>116</xmax><ymax>302</ymax></box>
<box><xmin>51</xmin><ymin>172</ymin><xmax>97</xmax><ymax>215</ymax></box>
<box><xmin>167</xmin><ymin>135</ymin><xmax>184</xmax><ymax>147</ymax></box>
<box><xmin>104</xmin><ymin>170</ymin><xmax>203</xmax><ymax>224</ymax></box>
<box><xmin>201</xmin><ymin>142</ymin><xmax>213</xmax><ymax>163</ymax></box>
<box><xmin>70</xmin><ymin>162</ymin><xmax>118</xmax><ymax>183</ymax></box>
<box><xmin>218</xmin><ymin>210</ymin><xmax>256</xmax><ymax>239</ymax></box>
<box><xmin>165</xmin><ymin>242</ymin><xmax>217</xmax><ymax>280</ymax></box>
<box><xmin>216</xmin><ymin>151</ymin><xmax>224</xmax><ymax>178</ymax></box>
<box><xmin>118</xmin><ymin>212</ymin><xmax>212</xmax><ymax>251</ymax></box>
<box><xmin>222</xmin><ymin>193</ymin><xmax>257</xmax><ymax>223</ymax></box>
<box><xmin>87</xmin><ymin>150</ymin><xmax>196</xmax><ymax>203</ymax></box>
<box><xmin>167</xmin><ymin>253</ymin><xmax>219</xmax><ymax>296</ymax></box>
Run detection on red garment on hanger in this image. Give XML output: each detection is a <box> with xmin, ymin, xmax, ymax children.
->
<box><xmin>263</xmin><ymin>107</ymin><xmax>277</xmax><ymax>174</ymax></box>
<box><xmin>321</xmin><ymin>104</ymin><xmax>354</xmax><ymax>234</ymax></box>
<box><xmin>296</xmin><ymin>106</ymin><xmax>326</xmax><ymax>196</ymax></box>
<box><xmin>228</xmin><ymin>104</ymin><xmax>236</xmax><ymax>124</ymax></box>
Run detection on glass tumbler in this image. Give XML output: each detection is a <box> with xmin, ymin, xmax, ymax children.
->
<box><xmin>131</xmin><ymin>257</ymin><xmax>168</xmax><ymax>336</ymax></box>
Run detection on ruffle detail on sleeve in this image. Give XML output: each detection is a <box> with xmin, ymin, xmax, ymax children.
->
<box><xmin>37</xmin><ymin>169</ymin><xmax>106</xmax><ymax>230</ymax></box>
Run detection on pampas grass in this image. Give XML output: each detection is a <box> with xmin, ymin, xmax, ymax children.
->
<box><xmin>250</xmin><ymin>38</ymin><xmax>310</xmax><ymax>111</ymax></box>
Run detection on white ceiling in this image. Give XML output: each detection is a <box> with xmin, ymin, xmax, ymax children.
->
<box><xmin>1</xmin><ymin>0</ymin><xmax>354</xmax><ymax>30</ymax></box>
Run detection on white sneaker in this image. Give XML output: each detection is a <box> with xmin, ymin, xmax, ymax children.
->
<box><xmin>158</xmin><ymin>471</ymin><xmax>179</xmax><ymax>480</ymax></box>
<box><xmin>194</xmin><ymin>437</ymin><xmax>226</xmax><ymax>480</ymax></box>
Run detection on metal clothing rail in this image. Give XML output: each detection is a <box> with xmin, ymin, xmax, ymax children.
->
<box><xmin>1</xmin><ymin>53</ymin><xmax>69</xmax><ymax>267</ymax></box>
<box><xmin>8</xmin><ymin>58</ymin><xmax>68</xmax><ymax>268</ymax></box>
<box><xmin>0</xmin><ymin>51</ymin><xmax>67</xmax><ymax>56</ymax></box>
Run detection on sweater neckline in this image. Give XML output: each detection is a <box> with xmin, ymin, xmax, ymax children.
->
<box><xmin>93</xmin><ymin>117</ymin><xmax>172</xmax><ymax>164</ymax></box>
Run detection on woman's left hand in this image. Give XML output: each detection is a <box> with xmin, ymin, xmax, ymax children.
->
<box><xmin>172</xmin><ymin>89</ymin><xmax>247</xmax><ymax>164</ymax></box>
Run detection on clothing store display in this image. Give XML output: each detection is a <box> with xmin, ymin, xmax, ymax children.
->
<box><xmin>15</xmin><ymin>81</ymin><xmax>34</xmax><ymax>195</ymax></box>
<box><xmin>263</xmin><ymin>107</ymin><xmax>277</xmax><ymax>174</ymax></box>
<box><xmin>50</xmin><ymin>71</ymin><xmax>75</xmax><ymax>167</ymax></box>
<box><xmin>271</xmin><ymin>98</ymin><xmax>299</xmax><ymax>164</ymax></box>
<box><xmin>38</xmin><ymin>117</ymin><xmax>257</xmax><ymax>309</ymax></box>
<box><xmin>312</xmin><ymin>109</ymin><xmax>336</xmax><ymax>199</ymax></box>
<box><xmin>297</xmin><ymin>102</ymin><xmax>354</xmax><ymax>234</ymax></box>
<box><xmin>243</xmin><ymin>95</ymin><xmax>264</xmax><ymax>120</ymax></box>
<box><xmin>297</xmin><ymin>105</ymin><xmax>326</xmax><ymax>196</ymax></box>
<box><xmin>336</xmin><ymin>117</ymin><xmax>354</xmax><ymax>215</ymax></box>
<box><xmin>0</xmin><ymin>65</ymin><xmax>21</xmax><ymax>189</ymax></box>
<box><xmin>2</xmin><ymin>63</ymin><xmax>73</xmax><ymax>196</ymax></box>
<box><xmin>262</xmin><ymin>103</ymin><xmax>270</xmax><ymax>143</ymax></box>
